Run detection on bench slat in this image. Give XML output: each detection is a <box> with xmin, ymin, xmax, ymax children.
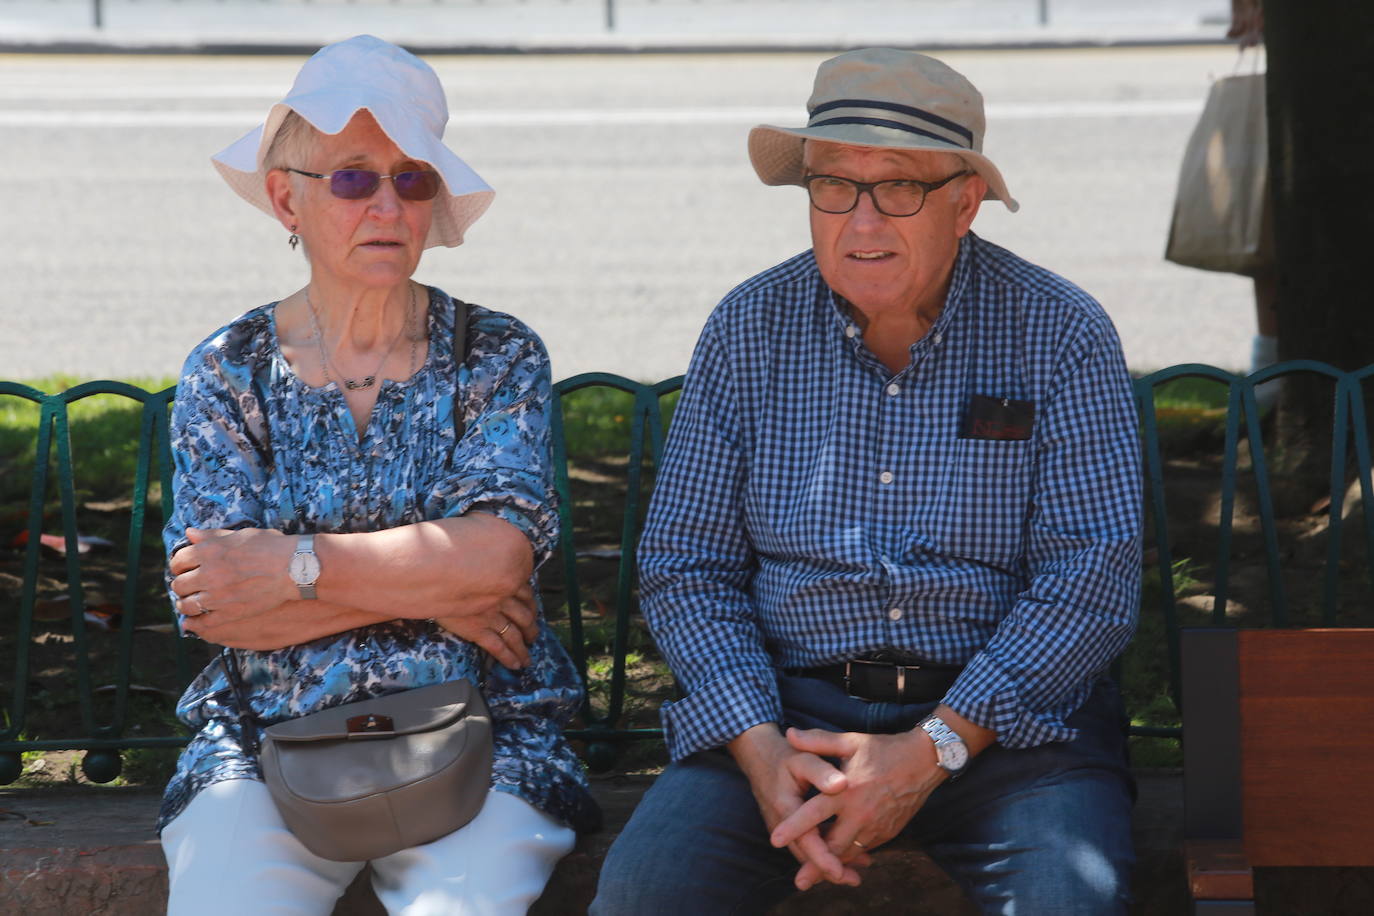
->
<box><xmin>1239</xmin><ymin>628</ymin><xmax>1374</xmax><ymax>867</ymax></box>
<box><xmin>1185</xmin><ymin>838</ymin><xmax>1254</xmax><ymax>901</ymax></box>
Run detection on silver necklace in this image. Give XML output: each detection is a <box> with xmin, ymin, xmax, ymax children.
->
<box><xmin>305</xmin><ymin>284</ymin><xmax>417</xmax><ymax>390</ymax></box>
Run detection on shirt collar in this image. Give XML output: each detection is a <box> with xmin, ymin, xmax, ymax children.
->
<box><xmin>934</xmin><ymin>231</ymin><xmax>976</xmax><ymax>337</ymax></box>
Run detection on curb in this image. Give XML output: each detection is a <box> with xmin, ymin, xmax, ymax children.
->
<box><xmin>0</xmin><ymin>34</ymin><xmax>1231</xmax><ymax>56</ymax></box>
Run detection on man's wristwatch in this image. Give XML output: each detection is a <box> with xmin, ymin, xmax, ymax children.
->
<box><xmin>288</xmin><ymin>534</ymin><xmax>321</xmax><ymax>600</ymax></box>
<box><xmin>918</xmin><ymin>714</ymin><xmax>969</xmax><ymax>778</ymax></box>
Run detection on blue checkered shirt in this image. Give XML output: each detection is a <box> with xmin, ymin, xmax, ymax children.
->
<box><xmin>639</xmin><ymin>232</ymin><xmax>1141</xmax><ymax>759</ymax></box>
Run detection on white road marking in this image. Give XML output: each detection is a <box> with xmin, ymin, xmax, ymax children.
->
<box><xmin>0</xmin><ymin>98</ymin><xmax>1203</xmax><ymax>127</ymax></box>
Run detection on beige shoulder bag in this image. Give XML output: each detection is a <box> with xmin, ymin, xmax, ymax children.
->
<box><xmin>222</xmin><ymin>648</ymin><xmax>493</xmax><ymax>862</ymax></box>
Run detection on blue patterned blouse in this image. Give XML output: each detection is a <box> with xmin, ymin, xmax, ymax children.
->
<box><xmin>157</xmin><ymin>286</ymin><xmax>598</xmax><ymax>836</ymax></box>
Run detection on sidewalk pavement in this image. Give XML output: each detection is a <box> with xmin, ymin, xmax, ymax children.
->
<box><xmin>1</xmin><ymin>0</ymin><xmax>1232</xmax><ymax>54</ymax></box>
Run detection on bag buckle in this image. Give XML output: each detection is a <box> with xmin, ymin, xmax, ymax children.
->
<box><xmin>346</xmin><ymin>714</ymin><xmax>395</xmax><ymax>737</ymax></box>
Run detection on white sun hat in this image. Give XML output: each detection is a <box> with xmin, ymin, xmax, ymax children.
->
<box><xmin>749</xmin><ymin>47</ymin><xmax>1018</xmax><ymax>212</ymax></box>
<box><xmin>212</xmin><ymin>34</ymin><xmax>493</xmax><ymax>249</ymax></box>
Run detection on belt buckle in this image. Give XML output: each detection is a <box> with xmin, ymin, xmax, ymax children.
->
<box><xmin>843</xmin><ymin>659</ymin><xmax>880</xmax><ymax>698</ymax></box>
<box><xmin>844</xmin><ymin>658</ymin><xmax>909</xmax><ymax>701</ymax></box>
<box><xmin>846</xmin><ymin>658</ymin><xmax>916</xmax><ymax>701</ymax></box>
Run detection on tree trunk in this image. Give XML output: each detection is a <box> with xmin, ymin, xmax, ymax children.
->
<box><xmin>1261</xmin><ymin>0</ymin><xmax>1374</xmax><ymax>494</ymax></box>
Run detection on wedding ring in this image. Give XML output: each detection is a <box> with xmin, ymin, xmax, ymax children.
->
<box><xmin>195</xmin><ymin>595</ymin><xmax>213</xmax><ymax>616</ymax></box>
<box><xmin>852</xmin><ymin>840</ymin><xmax>866</xmax><ymax>849</ymax></box>
<box><xmin>497</xmin><ymin>621</ymin><xmax>512</xmax><ymax>637</ymax></box>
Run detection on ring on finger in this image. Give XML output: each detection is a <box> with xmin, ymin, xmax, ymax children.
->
<box><xmin>497</xmin><ymin>621</ymin><xmax>512</xmax><ymax>637</ymax></box>
<box><xmin>851</xmin><ymin>839</ymin><xmax>865</xmax><ymax>850</ymax></box>
<box><xmin>195</xmin><ymin>594</ymin><xmax>213</xmax><ymax>616</ymax></box>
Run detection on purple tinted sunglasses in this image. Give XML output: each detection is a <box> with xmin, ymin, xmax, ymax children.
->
<box><xmin>285</xmin><ymin>167</ymin><xmax>441</xmax><ymax>201</ymax></box>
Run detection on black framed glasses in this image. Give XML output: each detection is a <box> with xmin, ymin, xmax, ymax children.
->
<box><xmin>285</xmin><ymin>167</ymin><xmax>441</xmax><ymax>202</ymax></box>
<box><xmin>802</xmin><ymin>170</ymin><xmax>970</xmax><ymax>217</ymax></box>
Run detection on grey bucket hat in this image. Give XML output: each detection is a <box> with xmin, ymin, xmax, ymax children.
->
<box><xmin>749</xmin><ymin>48</ymin><xmax>1019</xmax><ymax>212</ymax></box>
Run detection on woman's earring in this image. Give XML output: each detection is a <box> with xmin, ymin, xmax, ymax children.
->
<box><xmin>288</xmin><ymin>226</ymin><xmax>299</xmax><ymax>251</ymax></box>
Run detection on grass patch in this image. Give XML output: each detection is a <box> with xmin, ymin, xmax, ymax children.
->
<box><xmin>556</xmin><ymin>386</ymin><xmax>679</xmax><ymax>457</ymax></box>
<box><xmin>117</xmin><ymin>746</ymin><xmax>183</xmax><ymax>787</ymax></box>
<box><xmin>0</xmin><ymin>375</ymin><xmax>177</xmax><ymax>517</ymax></box>
<box><xmin>1149</xmin><ymin>377</ymin><xmax>1230</xmax><ymax>412</ymax></box>
<box><xmin>1140</xmin><ymin>376</ymin><xmax>1233</xmax><ymax>458</ymax></box>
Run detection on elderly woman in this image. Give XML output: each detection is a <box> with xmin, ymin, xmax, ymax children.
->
<box><xmin>157</xmin><ymin>35</ymin><xmax>596</xmax><ymax>915</ymax></box>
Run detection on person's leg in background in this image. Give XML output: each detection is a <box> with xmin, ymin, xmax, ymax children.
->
<box><xmin>1252</xmin><ymin>266</ymin><xmax>1282</xmax><ymax>412</ymax></box>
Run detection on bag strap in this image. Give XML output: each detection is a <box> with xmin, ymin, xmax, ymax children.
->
<box><xmin>220</xmin><ymin>647</ymin><xmax>261</xmax><ymax>758</ymax></box>
<box><xmin>451</xmin><ymin>295</ymin><xmax>469</xmax><ymax>441</ymax></box>
<box><xmin>447</xmin><ymin>296</ymin><xmax>494</xmax><ymax>677</ymax></box>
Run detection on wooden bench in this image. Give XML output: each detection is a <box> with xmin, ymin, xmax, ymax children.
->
<box><xmin>1181</xmin><ymin>627</ymin><xmax>1374</xmax><ymax>914</ymax></box>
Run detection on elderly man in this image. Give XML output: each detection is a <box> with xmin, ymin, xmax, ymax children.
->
<box><xmin>592</xmin><ymin>49</ymin><xmax>1140</xmax><ymax>914</ymax></box>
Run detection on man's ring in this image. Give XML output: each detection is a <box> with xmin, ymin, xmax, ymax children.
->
<box><xmin>852</xmin><ymin>840</ymin><xmax>865</xmax><ymax>849</ymax></box>
<box><xmin>194</xmin><ymin>595</ymin><xmax>212</xmax><ymax>616</ymax></box>
<box><xmin>497</xmin><ymin>621</ymin><xmax>512</xmax><ymax>637</ymax></box>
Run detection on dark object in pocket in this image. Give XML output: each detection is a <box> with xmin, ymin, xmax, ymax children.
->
<box><xmin>959</xmin><ymin>394</ymin><xmax>1034</xmax><ymax>440</ymax></box>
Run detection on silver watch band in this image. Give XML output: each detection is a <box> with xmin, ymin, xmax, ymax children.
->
<box><xmin>919</xmin><ymin>714</ymin><xmax>969</xmax><ymax>777</ymax></box>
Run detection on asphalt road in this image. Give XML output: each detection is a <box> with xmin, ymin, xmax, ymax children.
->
<box><xmin>1</xmin><ymin>46</ymin><xmax>1258</xmax><ymax>383</ymax></box>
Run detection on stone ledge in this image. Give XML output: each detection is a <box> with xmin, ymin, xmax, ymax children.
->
<box><xmin>1</xmin><ymin>846</ymin><xmax>167</xmax><ymax>916</ymax></box>
<box><xmin>1</xmin><ymin>771</ymin><xmax>1190</xmax><ymax>914</ymax></box>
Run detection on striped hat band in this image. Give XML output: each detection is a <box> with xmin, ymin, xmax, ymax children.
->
<box><xmin>807</xmin><ymin>98</ymin><xmax>975</xmax><ymax>151</ymax></box>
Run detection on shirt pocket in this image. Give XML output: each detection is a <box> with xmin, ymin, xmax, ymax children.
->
<box><xmin>927</xmin><ymin>438</ymin><xmax>1034</xmax><ymax>568</ymax></box>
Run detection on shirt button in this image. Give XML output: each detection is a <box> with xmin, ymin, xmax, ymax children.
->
<box><xmin>888</xmin><ymin>607</ymin><xmax>903</xmax><ymax>621</ymax></box>
<box><xmin>879</xmin><ymin>471</ymin><xmax>894</xmax><ymax>485</ymax></box>
<box><xmin>844</xmin><ymin>325</ymin><xmax>859</xmax><ymax>339</ymax></box>
<box><xmin>886</xmin><ymin>383</ymin><xmax>900</xmax><ymax>396</ymax></box>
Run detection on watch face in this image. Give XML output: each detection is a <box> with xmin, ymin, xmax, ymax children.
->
<box><xmin>289</xmin><ymin>551</ymin><xmax>321</xmax><ymax>585</ymax></box>
<box><xmin>939</xmin><ymin>740</ymin><xmax>969</xmax><ymax>772</ymax></box>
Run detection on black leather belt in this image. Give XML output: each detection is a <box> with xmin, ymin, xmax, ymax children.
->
<box><xmin>788</xmin><ymin>658</ymin><xmax>963</xmax><ymax>704</ymax></box>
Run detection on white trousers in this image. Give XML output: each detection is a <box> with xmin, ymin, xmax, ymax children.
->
<box><xmin>162</xmin><ymin>779</ymin><xmax>576</xmax><ymax>916</ymax></box>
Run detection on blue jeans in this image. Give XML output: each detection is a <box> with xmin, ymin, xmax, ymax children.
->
<box><xmin>591</xmin><ymin>674</ymin><xmax>1135</xmax><ymax>915</ymax></box>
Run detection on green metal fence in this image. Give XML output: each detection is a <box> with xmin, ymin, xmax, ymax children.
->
<box><xmin>0</xmin><ymin>380</ymin><xmax>180</xmax><ymax>784</ymax></box>
<box><xmin>2</xmin><ymin>363</ymin><xmax>1371</xmax><ymax>782</ymax></box>
<box><xmin>1131</xmin><ymin>361</ymin><xmax>1374</xmax><ymax>739</ymax></box>
<box><xmin>550</xmin><ymin>373</ymin><xmax>681</xmax><ymax>770</ymax></box>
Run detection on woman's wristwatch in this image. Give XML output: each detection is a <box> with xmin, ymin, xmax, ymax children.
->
<box><xmin>288</xmin><ymin>534</ymin><xmax>321</xmax><ymax>600</ymax></box>
<box><xmin>918</xmin><ymin>714</ymin><xmax>970</xmax><ymax>778</ymax></box>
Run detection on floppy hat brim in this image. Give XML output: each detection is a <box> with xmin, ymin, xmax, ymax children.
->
<box><xmin>749</xmin><ymin>122</ymin><xmax>1019</xmax><ymax>213</ymax></box>
<box><xmin>213</xmin><ymin>97</ymin><xmax>494</xmax><ymax>249</ymax></box>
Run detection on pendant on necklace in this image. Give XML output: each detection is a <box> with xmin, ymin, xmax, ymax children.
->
<box><xmin>344</xmin><ymin>376</ymin><xmax>377</xmax><ymax>391</ymax></box>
